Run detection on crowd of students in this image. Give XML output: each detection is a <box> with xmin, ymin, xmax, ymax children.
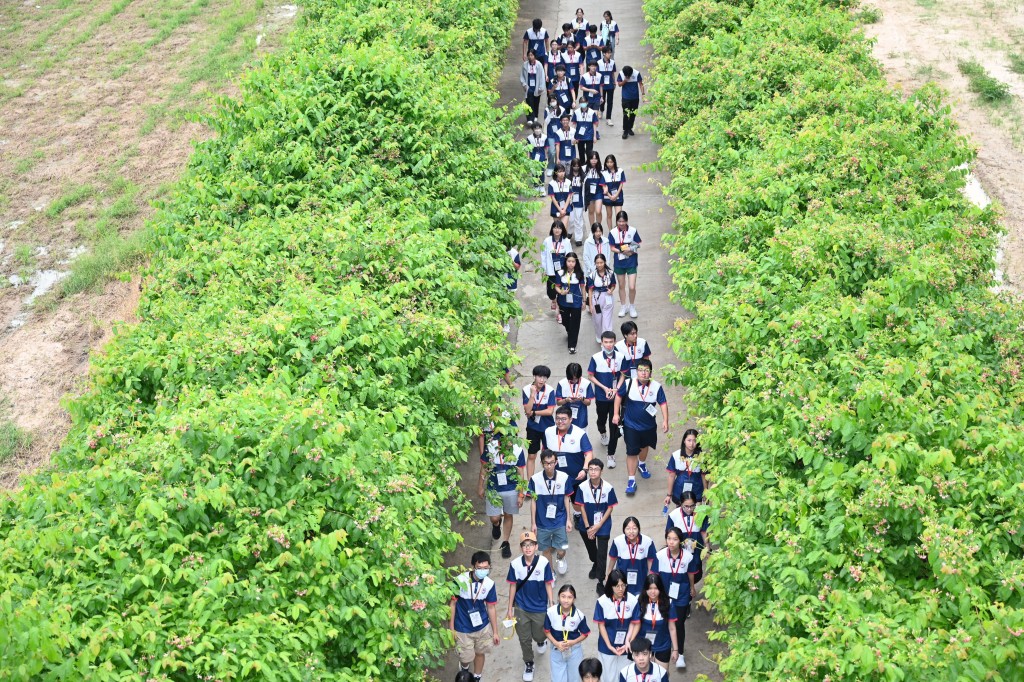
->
<box><xmin>450</xmin><ymin>8</ymin><xmax>710</xmax><ymax>682</ymax></box>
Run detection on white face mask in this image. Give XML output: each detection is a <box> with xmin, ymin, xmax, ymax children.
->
<box><xmin>474</xmin><ymin>568</ymin><xmax>490</xmax><ymax>580</ymax></box>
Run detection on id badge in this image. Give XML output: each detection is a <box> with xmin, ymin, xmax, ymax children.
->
<box><xmin>566</xmin><ymin>293</ymin><xmax>574</xmax><ymax>304</ymax></box>
<box><xmin>562</xmin><ymin>146</ymin><xmax>572</xmax><ymax>159</ymax></box>
<box><xmin>614</xmin><ymin>630</ymin><xmax>626</xmax><ymax>645</ymax></box>
<box><xmin>529</xmin><ymin>77</ymin><xmax>537</xmax><ymax>88</ymax></box>
<box><xmin>497</xmin><ymin>472</ymin><xmax>508</xmax><ymax>487</ymax></box>
<box><xmin>546</xmin><ymin>503</ymin><xmax>558</xmax><ymax>519</ymax></box>
<box><xmin>557</xmin><ymin>268</ymin><xmax>565</xmax><ymax>277</ymax></box>
<box><xmin>682</xmin><ymin>482</ymin><xmax>693</xmax><ymax>492</ymax></box>
<box><xmin>645</xmin><ymin>403</ymin><xmax>658</xmax><ymax>417</ymax></box>
<box><xmin>645</xmin><ymin>632</ymin><xmax>657</xmax><ymax>645</ymax></box>
<box><xmin>627</xmin><ymin>570</ymin><xmax>639</xmax><ymax>585</ymax></box>
<box><xmin>533</xmin><ymin>414</ymin><xmax>541</xmax><ymax>423</ymax></box>
<box><xmin>669</xmin><ymin>582</ymin><xmax>680</xmax><ymax>600</ymax></box>
<box><xmin>469</xmin><ymin>611</ymin><xmax>484</xmax><ymax>628</ymax></box>
<box><xmin>573</xmin><ymin>192</ymin><xmax>581</xmax><ymax>204</ymax></box>
<box><xmin>570</xmin><ymin>405</ymin><xmax>579</xmax><ymax>420</ymax></box>
<box><xmin>579</xmin><ymin>124</ymin><xmax>588</xmax><ymax>137</ymax></box>
<box><xmin>603</xmin><ymin>75</ymin><xmax>610</xmax><ymax>85</ymax></box>
<box><xmin>593</xmin><ymin>511</ymin><xmax>603</xmax><ymax>526</ymax></box>
<box><xmin>617</xmin><ymin>251</ymin><xmax>627</xmax><ymax>260</ymax></box>
<box><xmin>630</xmin><ymin>368</ymin><xmax>638</xmax><ymax>381</ymax></box>
<box><xmin>557</xmin><ymin>454</ymin><xmax>568</xmax><ymax>468</ymax></box>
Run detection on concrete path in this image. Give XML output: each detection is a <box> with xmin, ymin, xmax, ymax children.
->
<box><xmin>443</xmin><ymin>0</ymin><xmax>728</xmax><ymax>680</ymax></box>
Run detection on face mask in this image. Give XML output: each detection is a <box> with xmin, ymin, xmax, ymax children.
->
<box><xmin>474</xmin><ymin>568</ymin><xmax>490</xmax><ymax>580</ymax></box>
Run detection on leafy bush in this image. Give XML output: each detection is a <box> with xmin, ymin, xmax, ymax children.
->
<box><xmin>958</xmin><ymin>59</ymin><xmax>1012</xmax><ymax>103</ymax></box>
<box><xmin>0</xmin><ymin>0</ymin><xmax>532</xmax><ymax>679</ymax></box>
<box><xmin>646</xmin><ymin>0</ymin><xmax>1024</xmax><ymax>679</ymax></box>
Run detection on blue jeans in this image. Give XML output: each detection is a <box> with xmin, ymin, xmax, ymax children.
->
<box><xmin>550</xmin><ymin>642</ymin><xmax>584</xmax><ymax>682</ymax></box>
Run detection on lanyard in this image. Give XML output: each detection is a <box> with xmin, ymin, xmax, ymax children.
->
<box><xmin>560</xmin><ymin>608</ymin><xmax>573</xmax><ymax>641</ymax></box>
<box><xmin>684</xmin><ymin>456</ymin><xmax>693</xmax><ymax>474</ymax></box>
<box><xmin>670</xmin><ymin>550</ymin><xmax>683</xmax><ymax>576</ymax></box>
<box><xmin>618</xmin><ymin>228</ymin><xmax>628</xmax><ymax>247</ymax></box>
<box><xmin>638</xmin><ymin>382</ymin><xmax>651</xmax><ymax>402</ymax></box>
<box><xmin>544</xmin><ymin>475</ymin><xmax>556</xmax><ymax>495</ymax></box>
<box><xmin>683</xmin><ymin>515</ymin><xmax>696</xmax><ymax>534</ymax></box>
<box><xmin>627</xmin><ymin>539</ymin><xmax>640</xmax><ymax>563</ymax></box>
<box><xmin>590</xmin><ymin>484</ymin><xmax>603</xmax><ymax>505</ymax></box>
<box><xmin>604</xmin><ymin>351</ymin><xmax>615</xmax><ymax>370</ymax></box>
<box><xmin>529</xmin><ymin>64</ymin><xmax>536</xmax><ymax>74</ymax></box>
<box><xmin>648</xmin><ymin>603</ymin><xmax>658</xmax><ymax>629</ymax></box>
<box><xmin>492</xmin><ymin>443</ymin><xmax>504</xmax><ymax>467</ymax></box>
<box><xmin>637</xmin><ymin>670</ymin><xmax>650</xmax><ymax>682</ymax></box>
<box><xmin>614</xmin><ymin>598</ymin><xmax>626</xmax><ymax>625</ymax></box>
<box><xmin>470</xmin><ymin>576</ymin><xmax>486</xmax><ymax>602</ymax></box>
<box><xmin>556</xmin><ymin>431</ymin><xmax>567</xmax><ymax>452</ymax></box>
<box><xmin>569</xmin><ymin>381</ymin><xmax>581</xmax><ymax>399</ymax></box>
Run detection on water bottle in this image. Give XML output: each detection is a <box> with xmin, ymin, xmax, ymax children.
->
<box><xmin>661</xmin><ymin>504</ymin><xmax>669</xmax><ymax>517</ymax></box>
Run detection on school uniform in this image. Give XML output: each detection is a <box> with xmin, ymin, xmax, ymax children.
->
<box><xmin>601</xmin><ymin>168</ymin><xmax>627</xmax><ymax>207</ymax></box>
<box><xmin>617</xmin><ymin>70</ymin><xmax>643</xmax><ymax>134</ymax></box>
<box><xmin>587</xmin><ymin>270</ymin><xmax>617</xmax><ymax>341</ymax></box>
<box><xmin>594</xmin><ymin>593</ymin><xmax>640</xmax><ymax>682</ymax></box>
<box><xmin>616</xmin><ymin>378</ymin><xmax>667</xmax><ymax>456</ymax></box>
<box><xmin>588</xmin><ymin>347</ymin><xmax>625</xmax><ymax>456</ymax></box>
<box><xmin>542</xmin><ymin>234</ymin><xmax>570</xmax><ymax>303</ymax></box>
<box><xmin>607</xmin><ymin>533</ymin><xmax>656</xmax><ymax>596</ymax></box>
<box><xmin>528</xmin><ymin>470</ymin><xmax>574</xmax><ymax>553</ymax></box>
<box><xmin>580</xmin><ymin>71</ymin><xmax>604</xmax><ymax>111</ymax></box>
<box><xmin>665</xmin><ymin>509</ymin><xmax>709</xmax><ymax>578</ymax></box>
<box><xmin>574</xmin><ymin>104</ymin><xmax>599</xmax><ymax>162</ymax></box>
<box><xmin>615</xmin><ymin>338</ymin><xmax>651</xmax><ymax>380</ymax></box>
<box><xmin>651</xmin><ymin>546</ymin><xmax>695</xmax><ymax>661</ymax></box>
<box><xmin>544</xmin><ymin>605</ymin><xmax>590</xmax><ymax>682</ymax></box>
<box><xmin>584</xmin><ymin>166</ymin><xmax>604</xmax><ymax>209</ymax></box>
<box><xmin>583</xmin><ymin>36</ymin><xmax>605</xmax><ymax>65</ymax></box>
<box><xmin>618</xmin><ymin>662</ymin><xmax>667</xmax><ymax>682</ymax></box>
<box><xmin>550</xmin><ymin>76</ymin><xmax>574</xmax><ymax>111</ymax></box>
<box><xmin>452</xmin><ymin>572</ymin><xmax>498</xmax><ymax>663</ymax></box>
<box><xmin>562</xmin><ymin>50</ymin><xmax>583</xmax><ymax>91</ymax></box>
<box><xmin>608</xmin><ymin>223</ymin><xmax>641</xmax><ymax>276</ymax></box>
<box><xmin>598</xmin><ymin>57</ymin><xmax>617</xmax><ymax>120</ymax></box>
<box><xmin>572</xmin><ymin>18</ymin><xmax>591</xmax><ymax>47</ymax></box>
<box><xmin>569</xmin><ymin>173</ymin><xmax>586</xmax><ymax>242</ymax></box>
<box><xmin>521</xmin><ymin>60</ymin><xmax>546</xmax><ymax>123</ymax></box>
<box><xmin>667</xmin><ymin>449</ymin><xmax>705</xmax><ymax>502</ymax></box>
<box><xmin>601</xmin><ymin>20</ymin><xmax>620</xmax><ymax>55</ymax></box>
<box><xmin>555</xmin><ymin>126</ymin><xmax>577</xmax><ymax>166</ymax></box>
<box><xmin>507</xmin><ymin>554</ymin><xmax>555</xmax><ymax>663</ymax></box>
<box><xmin>545</xmin><ymin>105</ymin><xmax>565</xmax><ymax>168</ymax></box>
<box><xmin>574</xmin><ymin>479</ymin><xmax>618</xmax><ymax>579</ymax></box>
<box><xmin>636</xmin><ymin>600</ymin><xmax>677</xmax><ymax>660</ymax></box>
<box><xmin>554</xmin><ymin>268</ymin><xmax>585</xmax><ymax>350</ymax></box>
<box><xmin>524</xmin><ymin>27</ymin><xmax>549</xmax><ymax>63</ymax></box>
<box><xmin>522</xmin><ymin>383</ymin><xmax>556</xmax><ymax>454</ymax></box>
<box><xmin>543</xmin><ymin>424</ymin><xmax>593</xmax><ymax>481</ymax></box>
<box><xmin>481</xmin><ymin>440</ymin><xmax>526</xmax><ymax>516</ymax></box>
<box><xmin>558</xmin><ymin>32</ymin><xmax>577</xmax><ymax>49</ymax></box>
<box><xmin>555</xmin><ymin>377</ymin><xmax>595</xmax><ymax>429</ymax></box>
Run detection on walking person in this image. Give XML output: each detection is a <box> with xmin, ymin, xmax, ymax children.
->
<box><xmin>451</xmin><ymin>551</ymin><xmax>501</xmax><ymax>682</ymax></box>
<box><xmin>522</xmin><ymin>365</ymin><xmax>557</xmax><ymax>477</ymax></box>
<box><xmin>542</xmin><ymin>219</ymin><xmax>570</xmax><ymax>320</ymax></box>
<box><xmin>545</xmin><ymin>98</ymin><xmax>566</xmax><ymax>174</ymax></box>
<box><xmin>522</xmin><ymin>50</ymin><xmax>546</xmax><ymax>126</ymax></box>
<box><xmin>600</xmin><ymin>11</ymin><xmax>620</xmax><ymax>57</ymax></box>
<box><xmin>588</xmin><ymin>330</ymin><xmax>625</xmax><ymax>466</ymax></box>
<box><xmin>664</xmin><ymin>429</ymin><xmax>709</xmax><ymax>506</ymax></box>
<box><xmin>556</xmin><ymin>362</ymin><xmax>595</xmax><ymax>431</ymax></box>
<box><xmin>635</xmin><ymin>574</ymin><xmax>680</xmax><ymax>670</ymax></box>
<box><xmin>612</xmin><ymin>358</ymin><xmax>668</xmax><ymax>496</ymax></box>
<box><xmin>568</xmin><ymin>159</ymin><xmax>587</xmax><ymax>245</ymax></box>
<box><xmin>523</xmin><ymin>17</ymin><xmax>550</xmax><ymax>65</ymax></box>
<box><xmin>616</xmin><ymin>66</ymin><xmax>645</xmax><ymax>138</ymax></box>
<box><xmin>528</xmin><ymin>449</ymin><xmax>575</xmax><ymax>576</ymax></box>
<box><xmin>583</xmin><ymin>153</ymin><xmax>605</xmax><ymax>229</ymax></box>
<box><xmin>601</xmin><ymin>155</ymin><xmax>626</xmax><ymax>231</ymax></box>
<box><xmin>615</xmin><ymin>321</ymin><xmax>651</xmax><ymax>382</ymax></box>
<box><xmin>618</xmin><ymin>637</ymin><xmax>668</xmax><ymax>681</ymax></box>
<box><xmin>579</xmin><ymin>61</ymin><xmax>604</xmax><ymax>114</ymax></box>
<box><xmin>598</xmin><ymin>48</ymin><xmax>617</xmax><ymax>126</ymax></box>
<box><xmin>507</xmin><ymin>531</ymin><xmax>556</xmax><ymax>682</ymax></box>
<box><xmin>550</xmin><ymin>65</ymin><xmax>575</xmax><ymax>112</ymax></box>
<box><xmin>555</xmin><ymin>113</ymin><xmax>577</xmax><ymax>167</ymax></box>
<box><xmin>478</xmin><ymin>426</ymin><xmax>526</xmax><ymax>559</ymax></box>
<box><xmin>608</xmin><ymin>211</ymin><xmax>640</xmax><ymax>318</ymax></box>
<box><xmin>544</xmin><ymin>584</ymin><xmax>591</xmax><ymax>682</ymax></box>
<box><xmin>593</xmin><ymin>570</ymin><xmax>640</xmax><ymax>682</ymax></box>
<box><xmin>583</xmin><ymin>220</ymin><xmax>611</xmax><ymax>281</ymax></box>
<box><xmin>572</xmin><ymin>7</ymin><xmax>591</xmax><ymax>47</ymax></box>
<box><xmin>651</xmin><ymin>528</ymin><xmax>694</xmax><ymax>670</ymax></box>
<box><xmin>554</xmin><ymin>252</ymin><xmax>585</xmax><ymax>353</ymax></box>
<box><xmin>527</xmin><ymin>123</ymin><xmax>548</xmax><ymax>193</ymax></box>
<box><xmin>606</xmin><ymin>516</ymin><xmax>656</xmax><ymax>597</ymax></box>
<box><xmin>573</xmin><ymin>98</ymin><xmax>599</xmax><ymax>166</ymax></box>
<box><xmin>582</xmin><ymin>25</ymin><xmax>605</xmax><ymax>65</ymax></box>
<box><xmin>545</xmin><ymin>404</ymin><xmax>595</xmax><ymax>484</ymax></box>
<box><xmin>587</xmin><ymin>255</ymin><xmax>617</xmax><ymax>343</ymax></box>
<box><xmin>562</xmin><ymin>42</ymin><xmax>584</xmax><ymax>97</ymax></box>
<box><xmin>574</xmin><ymin>458</ymin><xmax>618</xmax><ymax>594</ymax></box>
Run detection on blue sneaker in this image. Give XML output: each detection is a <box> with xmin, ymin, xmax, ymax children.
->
<box><xmin>638</xmin><ymin>463</ymin><xmax>652</xmax><ymax>479</ymax></box>
<box><xmin>625</xmin><ymin>479</ymin><xmax>637</xmax><ymax>495</ymax></box>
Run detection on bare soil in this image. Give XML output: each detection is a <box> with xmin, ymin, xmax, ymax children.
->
<box><xmin>863</xmin><ymin>0</ymin><xmax>1024</xmax><ymax>289</ymax></box>
<box><xmin>0</xmin><ymin>0</ymin><xmax>295</xmax><ymax>487</ymax></box>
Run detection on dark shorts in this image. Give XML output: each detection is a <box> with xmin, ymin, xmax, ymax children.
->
<box><xmin>614</xmin><ymin>266</ymin><xmax>637</xmax><ymax>276</ymax></box>
<box><xmin>526</xmin><ymin>428</ymin><xmax>544</xmax><ymax>455</ymax></box>
<box><xmin>623</xmin><ymin>426</ymin><xmax>657</xmax><ymax>455</ymax></box>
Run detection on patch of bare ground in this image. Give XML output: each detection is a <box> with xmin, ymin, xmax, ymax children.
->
<box><xmin>862</xmin><ymin>0</ymin><xmax>1024</xmax><ymax>291</ymax></box>
<box><xmin>0</xmin><ymin>0</ymin><xmax>296</xmax><ymax>487</ymax></box>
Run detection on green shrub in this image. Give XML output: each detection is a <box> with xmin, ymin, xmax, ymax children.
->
<box><xmin>0</xmin><ymin>0</ymin><xmax>532</xmax><ymax>679</ymax></box>
<box><xmin>958</xmin><ymin>58</ymin><xmax>1012</xmax><ymax>102</ymax></box>
<box><xmin>646</xmin><ymin>0</ymin><xmax>1024</xmax><ymax>679</ymax></box>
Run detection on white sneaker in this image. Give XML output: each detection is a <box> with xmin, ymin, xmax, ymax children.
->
<box><xmin>596</xmin><ymin>336</ymin><xmax>603</xmax><ymax>344</ymax></box>
<box><xmin>536</xmin><ymin>641</ymin><xmax>548</xmax><ymax>655</ymax></box>
<box><xmin>503</xmin><ymin>323</ymin><xmax>511</xmax><ymax>333</ymax></box>
<box><xmin>677</xmin><ymin>654</ymin><xmax>686</xmax><ymax>669</ymax></box>
<box><xmin>607</xmin><ymin>456</ymin><xmax>616</xmax><ymax>469</ymax></box>
<box><xmin>618</xmin><ymin>305</ymin><xmax>627</xmax><ymax>318</ymax></box>
<box><xmin>607</xmin><ymin>118</ymin><xmax>614</xmax><ymax>126</ymax></box>
<box><xmin>600</xmin><ymin>432</ymin><xmax>610</xmax><ymax>446</ymax></box>
<box><xmin>556</xmin><ymin>558</ymin><xmax>568</xmax><ymax>575</ymax></box>
<box><xmin>629</xmin><ymin>304</ymin><xmax>637</xmax><ymax>318</ymax></box>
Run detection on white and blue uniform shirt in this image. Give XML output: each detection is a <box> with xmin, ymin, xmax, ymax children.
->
<box><xmin>542</xmin><ymin>234</ymin><xmax>569</xmax><ymax>275</ymax></box>
<box><xmin>555</xmin><ymin>270</ymin><xmax>584</xmax><ymax>310</ymax></box>
<box><xmin>598</xmin><ymin>58</ymin><xmax>617</xmax><ymax>91</ymax></box>
<box><xmin>619</xmin><ymin>662</ymin><xmax>667</xmax><ymax>682</ymax></box>
<box><xmin>570</xmin><ymin>174</ymin><xmax>585</xmax><ymax>209</ymax></box>
<box><xmin>587</xmin><ymin>270</ymin><xmax>616</xmax><ymax>298</ymax></box>
<box><xmin>584</xmin><ymin>167</ymin><xmax>604</xmax><ymax>201</ymax></box>
<box><xmin>616</xmin><ymin>379</ymin><xmax>667</xmax><ymax>432</ymax></box>
<box><xmin>601</xmin><ymin>169</ymin><xmax>627</xmax><ymax>206</ymax></box>
<box><xmin>544</xmin><ymin>604</ymin><xmax>590</xmax><ymax>643</ymax></box>
<box><xmin>666</xmin><ymin>509</ymin><xmax>709</xmax><ymax>574</ymax></box>
<box><xmin>572</xmin><ymin>19</ymin><xmax>590</xmax><ymax>46</ymax></box>
<box><xmin>574</xmin><ymin>479</ymin><xmax>617</xmax><ymax>536</ymax></box>
<box><xmin>651</xmin><ymin>546</ymin><xmax>695</xmax><ymax>607</ymax></box>
<box><xmin>608</xmin><ymin>222</ymin><xmax>639</xmax><ymax>268</ymax></box>
<box><xmin>545</xmin><ymin>106</ymin><xmax>564</xmax><ymax>143</ymax></box>
<box><xmin>602</xmin><ymin>20</ymin><xmax>620</xmax><ymax>45</ymax></box>
<box><xmin>555</xmin><ymin>127</ymin><xmax>576</xmax><ymax>163</ymax></box>
<box><xmin>562</xmin><ymin>50</ymin><xmax>583</xmax><ymax>86</ymax></box>
<box><xmin>481</xmin><ymin>440</ymin><xmax>525</xmax><ymax>493</ymax></box>
<box><xmin>636</xmin><ymin>601</ymin><xmax>675</xmax><ymax>653</ymax></box>
<box><xmin>608</xmin><ymin>533</ymin><xmax>656</xmax><ymax>595</ymax></box>
<box><xmin>555</xmin><ymin>377</ymin><xmax>595</xmax><ymax>428</ymax></box>
<box><xmin>573</xmin><ymin>107</ymin><xmax>598</xmax><ymax>141</ymax></box>
<box><xmin>543</xmin><ymin>424</ymin><xmax>593</xmax><ymax>480</ymax></box>
<box><xmin>528</xmin><ymin>470</ymin><xmax>574</xmax><ymax>529</ymax></box>
<box><xmin>522</xmin><ymin>383</ymin><xmax>556</xmax><ymax>432</ymax></box>
<box><xmin>507</xmin><ymin>247</ymin><xmax>521</xmax><ymax>291</ymax></box>
<box><xmin>615</xmin><ymin>338</ymin><xmax>651</xmax><ymax>380</ymax></box>
<box><xmin>580</xmin><ymin>72</ymin><xmax>603</xmax><ymax>107</ymax></box>
<box><xmin>583</xmin><ymin>36</ymin><xmax>605</xmax><ymax>64</ymax></box>
<box><xmin>528</xmin><ymin>133</ymin><xmax>547</xmax><ymax>162</ymax></box>
<box><xmin>593</xmin><ymin>594</ymin><xmax>640</xmax><ymax>655</ymax></box>
<box><xmin>667</xmin><ymin>449</ymin><xmax>704</xmax><ymax>501</ymax></box>
<box><xmin>618</xmin><ymin>70</ymin><xmax>643</xmax><ymax>100</ymax></box>
<box><xmin>524</xmin><ymin>28</ymin><xmax>549</xmax><ymax>62</ymax></box>
<box><xmin>452</xmin><ymin>572</ymin><xmax>498</xmax><ymax>633</ymax></box>
<box><xmin>550</xmin><ymin>76</ymin><xmax>574</xmax><ymax>108</ymax></box>
<box><xmin>507</xmin><ymin>555</ymin><xmax>553</xmax><ymax>613</ymax></box>
<box><xmin>588</xmin><ymin>349</ymin><xmax>626</xmax><ymax>403</ymax></box>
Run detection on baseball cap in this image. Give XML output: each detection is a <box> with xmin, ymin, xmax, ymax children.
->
<box><xmin>519</xmin><ymin>531</ymin><xmax>538</xmax><ymax>545</ymax></box>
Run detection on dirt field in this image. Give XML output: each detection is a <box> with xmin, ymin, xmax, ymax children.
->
<box><xmin>863</xmin><ymin>0</ymin><xmax>1024</xmax><ymax>289</ymax></box>
<box><xmin>0</xmin><ymin>0</ymin><xmax>296</xmax><ymax>487</ymax></box>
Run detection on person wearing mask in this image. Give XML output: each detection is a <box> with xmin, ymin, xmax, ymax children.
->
<box><xmin>507</xmin><ymin>531</ymin><xmax>556</xmax><ymax>682</ymax></box>
<box><xmin>588</xmin><ymin>331</ymin><xmax>625</xmax><ymax>465</ymax></box>
<box><xmin>521</xmin><ymin>50</ymin><xmax>546</xmax><ymax>126</ymax></box>
<box><xmin>606</xmin><ymin>516</ymin><xmax>656</xmax><ymax>597</ymax></box>
<box><xmin>650</xmin><ymin>528</ymin><xmax>694</xmax><ymax>670</ymax></box>
<box><xmin>528</xmin><ymin>449</ymin><xmax>576</xmax><ymax>576</ymax></box>
<box><xmin>574</xmin><ymin>458</ymin><xmax>618</xmax><ymax>595</ymax></box>
<box><xmin>544</xmin><ymin>584</ymin><xmax>591</xmax><ymax>682</ymax></box>
<box><xmin>451</xmin><ymin>551</ymin><xmax>501</xmax><ymax>682</ymax></box>
<box><xmin>587</xmin><ymin>254</ymin><xmax>617</xmax><ymax>344</ymax></box>
<box><xmin>554</xmin><ymin>252</ymin><xmax>586</xmax><ymax>353</ymax></box>
<box><xmin>593</xmin><ymin>570</ymin><xmax>639</xmax><ymax>681</ymax></box>
<box><xmin>612</xmin><ymin>359</ymin><xmax>668</xmax><ymax>496</ymax></box>
<box><xmin>556</xmin><ymin>362</ymin><xmax>595</xmax><ymax>431</ymax></box>
<box><xmin>607</xmin><ymin>211</ymin><xmax>640</xmax><ymax>319</ymax></box>
<box><xmin>597</xmin><ymin>48</ymin><xmax>617</xmax><ymax>126</ymax></box>
<box><xmin>616</xmin><ymin>65</ymin><xmax>645</xmax><ymax>138</ymax></box>
<box><xmin>522</xmin><ymin>365</ymin><xmax>557</xmax><ymax>477</ymax></box>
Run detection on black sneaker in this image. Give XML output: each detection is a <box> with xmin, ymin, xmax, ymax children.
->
<box><xmin>629</xmin><ymin>130</ymin><xmax>636</xmax><ymax>137</ymax></box>
<box><xmin>501</xmin><ymin>541</ymin><xmax>512</xmax><ymax>558</ymax></box>
<box><xmin>596</xmin><ymin>580</ymin><xmax>605</xmax><ymax>595</ymax></box>
<box><xmin>491</xmin><ymin>523</ymin><xmax>501</xmax><ymax>540</ymax></box>
<box><xmin>622</xmin><ymin>132</ymin><xmax>629</xmax><ymax>139</ymax></box>
<box><xmin>588</xmin><ymin>566</ymin><xmax>598</xmax><ymax>579</ymax></box>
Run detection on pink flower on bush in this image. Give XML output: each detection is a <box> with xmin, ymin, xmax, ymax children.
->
<box><xmin>411</xmin><ymin>600</ymin><xmax>427</xmax><ymax>611</ymax></box>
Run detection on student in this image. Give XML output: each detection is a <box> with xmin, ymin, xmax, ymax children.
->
<box><xmin>554</xmin><ymin>252</ymin><xmax>586</xmax><ymax>353</ymax></box>
<box><xmin>601</xmin><ymin>11</ymin><xmax>620</xmax><ymax>56</ymax></box>
<box><xmin>561</xmin><ymin>42</ymin><xmax>584</xmax><ymax>95</ymax></box>
<box><xmin>548</xmin><ymin>38</ymin><xmax>564</xmax><ymax>86</ymax></box>
<box><xmin>522</xmin><ymin>51</ymin><xmax>546</xmax><ymax>126</ymax></box>
<box><xmin>507</xmin><ymin>531</ymin><xmax>556</xmax><ymax>682</ymax></box>
<box><xmin>451</xmin><ymin>551</ymin><xmax>501</xmax><ymax>682</ymax></box>
<box><xmin>574</xmin><ymin>459</ymin><xmax>618</xmax><ymax>594</ymax></box>
<box><xmin>478</xmin><ymin>425</ymin><xmax>526</xmax><ymax>559</ymax></box>
<box><xmin>618</xmin><ymin>637</ymin><xmax>668</xmax><ymax>681</ymax></box>
<box><xmin>583</xmin><ymin>25</ymin><xmax>605</xmax><ymax>65</ymax></box>
<box><xmin>555</xmin><ymin>114</ymin><xmax>577</xmax><ymax>167</ymax></box>
<box><xmin>664</xmin><ymin>491</ymin><xmax>709</xmax><ymax>624</ymax></box>
<box><xmin>588</xmin><ymin>331</ymin><xmax>625</xmax><ymax>464</ymax></box>
<box><xmin>612</xmin><ymin>358</ymin><xmax>668</xmax><ymax>496</ymax></box>
<box><xmin>579</xmin><ymin>657</ymin><xmax>604</xmax><ymax>682</ymax></box>
<box><xmin>568</xmin><ymin>158</ymin><xmax>587</xmax><ymax>245</ymax></box>
<box><xmin>558</xmin><ymin>22</ymin><xmax>578</xmax><ymax>49</ymax></box>
<box><xmin>650</xmin><ymin>528</ymin><xmax>693</xmax><ymax>670</ymax></box>
<box><xmin>597</xmin><ymin>48</ymin><xmax>617</xmax><ymax>126</ymax></box>
<box><xmin>593</xmin><ymin>570</ymin><xmax>640</xmax><ymax>682</ymax></box>
<box><xmin>542</xmin><ymin>219</ymin><xmax>570</xmax><ymax>318</ymax></box>
<box><xmin>587</xmin><ymin>254</ymin><xmax>617</xmax><ymax>343</ymax></box>
<box><xmin>583</xmin><ymin>220</ymin><xmax>611</xmax><ymax>281</ymax></box>
<box><xmin>583</xmin><ymin>153</ymin><xmax>605</xmax><ymax>228</ymax></box>
<box><xmin>635</xmin><ymin>574</ymin><xmax>679</xmax><ymax>670</ymax></box>
<box><xmin>545</xmin><ymin>98</ymin><xmax>565</xmax><ymax>173</ymax></box>
<box><xmin>616</xmin><ymin>65</ymin><xmax>645</xmax><ymax>138</ymax></box>
<box><xmin>580</xmin><ymin>61</ymin><xmax>604</xmax><ymax>113</ymax></box>
<box><xmin>606</xmin><ymin>516</ymin><xmax>656</xmax><ymax>597</ymax></box>
<box><xmin>550</xmin><ymin>65</ymin><xmax>574</xmax><ymax>112</ymax></box>
<box><xmin>545</xmin><ymin>404</ymin><xmax>594</xmax><ymax>483</ymax></box>
<box><xmin>601</xmin><ymin>157</ymin><xmax>627</xmax><ymax>238</ymax></box>
<box><xmin>508</xmin><ymin>245</ymin><xmax>522</xmax><ymax>293</ymax></box>
<box><xmin>523</xmin><ymin>18</ymin><xmax>549</xmax><ymax>64</ymax></box>
<box><xmin>664</xmin><ymin>429</ymin><xmax>709</xmax><ymax>506</ymax></box>
<box><xmin>528</xmin><ymin>449</ymin><xmax>575</xmax><ymax>575</ymax></box>
<box><xmin>573</xmin><ymin>98</ymin><xmax>599</xmax><ymax>167</ymax></box>
<box><xmin>522</xmin><ymin>365</ymin><xmax>557</xmax><ymax>477</ymax></box>
<box><xmin>556</xmin><ymin>362</ymin><xmax>595</xmax><ymax>431</ymax></box>
<box><xmin>572</xmin><ymin>7</ymin><xmax>591</xmax><ymax>47</ymax></box>
<box><xmin>544</xmin><ymin>584</ymin><xmax>590</xmax><ymax>682</ymax></box>
<box><xmin>527</xmin><ymin>123</ymin><xmax>548</xmax><ymax>193</ymax></box>
<box><xmin>608</xmin><ymin>211</ymin><xmax>640</xmax><ymax>319</ymax></box>
<box><xmin>615</xmin><ymin>322</ymin><xmax>651</xmax><ymax>381</ymax></box>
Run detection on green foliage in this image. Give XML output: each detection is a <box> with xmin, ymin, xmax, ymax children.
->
<box><xmin>0</xmin><ymin>419</ymin><xmax>32</xmax><ymax>464</ymax></box>
<box><xmin>1009</xmin><ymin>52</ymin><xmax>1024</xmax><ymax>76</ymax></box>
<box><xmin>646</xmin><ymin>0</ymin><xmax>1024</xmax><ymax>679</ymax></box>
<box><xmin>45</xmin><ymin>183</ymin><xmax>94</xmax><ymax>218</ymax></box>
<box><xmin>958</xmin><ymin>59</ymin><xmax>1012</xmax><ymax>103</ymax></box>
<box><xmin>57</xmin><ymin>227</ymin><xmax>153</xmax><ymax>298</ymax></box>
<box><xmin>0</xmin><ymin>0</ymin><xmax>532</xmax><ymax>679</ymax></box>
